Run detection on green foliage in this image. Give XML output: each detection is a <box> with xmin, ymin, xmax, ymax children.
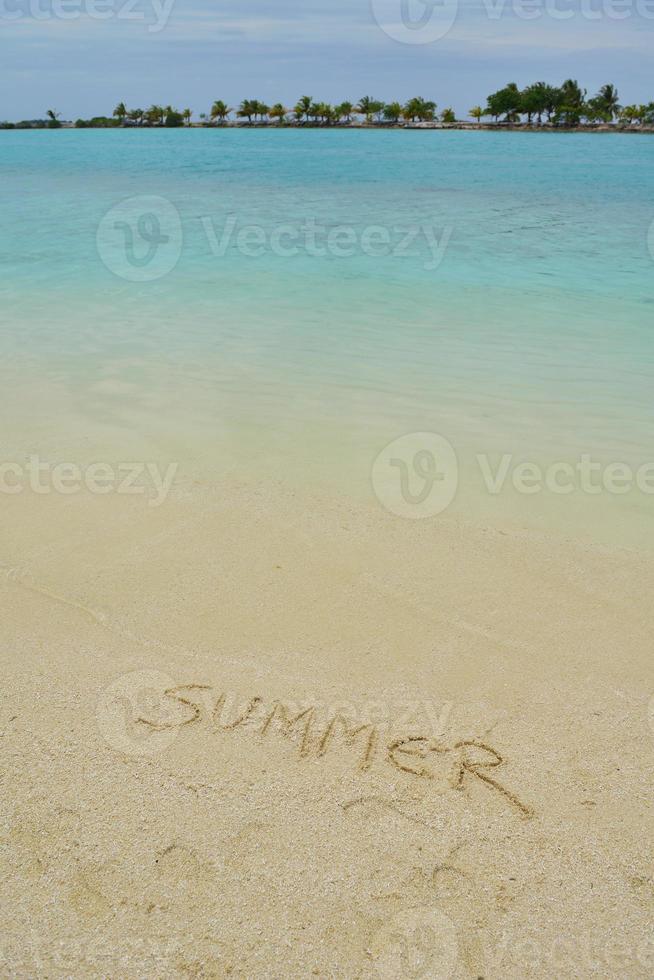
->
<box><xmin>403</xmin><ymin>97</ymin><xmax>436</xmax><ymax>122</ymax></box>
<box><xmin>334</xmin><ymin>102</ymin><xmax>353</xmax><ymax>122</ymax></box>
<box><xmin>75</xmin><ymin>116</ymin><xmax>120</xmax><ymax>128</ymax></box>
<box><xmin>356</xmin><ymin>96</ymin><xmax>384</xmax><ymax>123</ymax></box>
<box><xmin>383</xmin><ymin>102</ymin><xmax>403</xmax><ymax>123</ymax></box>
<box><xmin>237</xmin><ymin>99</ymin><xmax>266</xmax><ymax>122</ymax></box>
<box><xmin>4</xmin><ymin>85</ymin><xmax>650</xmax><ymax>133</ymax></box>
<box><xmin>554</xmin><ymin>79</ymin><xmax>586</xmax><ymax>127</ymax></box>
<box><xmin>269</xmin><ymin>103</ymin><xmax>287</xmax><ymax>124</ymax></box>
<box><xmin>294</xmin><ymin>95</ymin><xmax>313</xmax><ymax>122</ymax></box>
<box><xmin>210</xmin><ymin>101</ymin><xmax>231</xmax><ymax>124</ymax></box>
<box><xmin>164</xmin><ymin>109</ymin><xmax>185</xmax><ymax>127</ymax></box>
<box><xmin>486</xmin><ymin>83</ymin><xmax>522</xmax><ymax>123</ymax></box>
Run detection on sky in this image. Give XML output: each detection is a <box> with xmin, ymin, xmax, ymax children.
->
<box><xmin>2</xmin><ymin>0</ymin><xmax>654</xmax><ymax>120</ymax></box>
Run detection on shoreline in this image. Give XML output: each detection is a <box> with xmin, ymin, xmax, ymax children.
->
<box><xmin>5</xmin><ymin>122</ymin><xmax>654</xmax><ymax>134</ymax></box>
<box><xmin>4</xmin><ymin>124</ymin><xmax>654</xmax><ymax>978</ymax></box>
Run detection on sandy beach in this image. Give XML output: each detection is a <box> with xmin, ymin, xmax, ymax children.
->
<box><xmin>3</xmin><ymin>122</ymin><xmax>654</xmax><ymax>977</ymax></box>
<box><xmin>2</xmin><ymin>475</ymin><xmax>653</xmax><ymax>977</ymax></box>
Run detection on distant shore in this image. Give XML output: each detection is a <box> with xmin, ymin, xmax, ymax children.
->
<box><xmin>4</xmin><ymin>121</ymin><xmax>654</xmax><ymax>134</ymax></box>
<box><xmin>13</xmin><ymin>83</ymin><xmax>651</xmax><ymax>132</ymax></box>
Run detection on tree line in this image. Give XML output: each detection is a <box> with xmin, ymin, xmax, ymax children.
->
<box><xmin>479</xmin><ymin>81</ymin><xmax>654</xmax><ymax>127</ymax></box>
<box><xmin>108</xmin><ymin>88</ymin><xmax>654</xmax><ymax>128</ymax></box>
<box><xmin>4</xmin><ymin>84</ymin><xmax>654</xmax><ymax>129</ymax></box>
<box><xmin>99</xmin><ymin>96</ymin><xmax>456</xmax><ymax>128</ymax></box>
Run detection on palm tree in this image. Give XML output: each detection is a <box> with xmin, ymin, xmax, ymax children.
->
<box><xmin>383</xmin><ymin>102</ymin><xmax>403</xmax><ymax>124</ymax></box>
<box><xmin>113</xmin><ymin>102</ymin><xmax>127</xmax><ymax>124</ymax></box>
<box><xmin>595</xmin><ymin>83</ymin><xmax>621</xmax><ymax>121</ymax></box>
<box><xmin>312</xmin><ymin>102</ymin><xmax>327</xmax><ymax>124</ymax></box>
<box><xmin>619</xmin><ymin>105</ymin><xmax>645</xmax><ymax>127</ymax></box>
<box><xmin>469</xmin><ymin>106</ymin><xmax>483</xmax><ymax>127</ymax></box>
<box><xmin>520</xmin><ymin>82</ymin><xmax>550</xmax><ymax>125</ymax></box>
<box><xmin>334</xmin><ymin>101</ymin><xmax>353</xmax><ymax>124</ymax></box>
<box><xmin>584</xmin><ymin>99</ymin><xmax>608</xmax><ymax>125</ymax></box>
<box><xmin>321</xmin><ymin>104</ymin><xmax>336</xmax><ymax>126</ymax></box>
<box><xmin>253</xmin><ymin>101</ymin><xmax>269</xmax><ymax>122</ymax></box>
<box><xmin>145</xmin><ymin>105</ymin><xmax>164</xmax><ymax>126</ymax></box>
<box><xmin>356</xmin><ymin>96</ymin><xmax>377</xmax><ymax>124</ymax></box>
<box><xmin>555</xmin><ymin>80</ymin><xmax>586</xmax><ymax>127</ymax></box>
<box><xmin>46</xmin><ymin>109</ymin><xmax>61</xmax><ymax>129</ymax></box>
<box><xmin>210</xmin><ymin>101</ymin><xmax>231</xmax><ymax>125</ymax></box>
<box><xmin>182</xmin><ymin>108</ymin><xmax>192</xmax><ymax>126</ymax></box>
<box><xmin>310</xmin><ymin>102</ymin><xmax>333</xmax><ymax>125</ymax></box>
<box><xmin>441</xmin><ymin>108</ymin><xmax>456</xmax><ymax>124</ymax></box>
<box><xmin>500</xmin><ymin>82</ymin><xmax>522</xmax><ymax>124</ymax></box>
<box><xmin>371</xmin><ymin>100</ymin><xmax>386</xmax><ymax>123</ymax></box>
<box><xmin>294</xmin><ymin>95</ymin><xmax>313</xmax><ymax>123</ymax></box>
<box><xmin>128</xmin><ymin>108</ymin><xmax>144</xmax><ymax>126</ymax></box>
<box><xmin>542</xmin><ymin>84</ymin><xmax>562</xmax><ymax>123</ymax></box>
<box><xmin>237</xmin><ymin>100</ymin><xmax>256</xmax><ymax>124</ymax></box>
<box><xmin>403</xmin><ymin>97</ymin><xmax>436</xmax><ymax>123</ymax></box>
<box><xmin>269</xmin><ymin>103</ymin><xmax>287</xmax><ymax>124</ymax></box>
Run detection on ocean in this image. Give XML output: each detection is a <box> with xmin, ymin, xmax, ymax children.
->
<box><xmin>2</xmin><ymin>128</ymin><xmax>653</xmax><ymax>546</ymax></box>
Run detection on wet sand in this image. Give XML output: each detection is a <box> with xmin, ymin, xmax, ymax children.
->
<box><xmin>2</xmin><ymin>477</ymin><xmax>653</xmax><ymax>977</ymax></box>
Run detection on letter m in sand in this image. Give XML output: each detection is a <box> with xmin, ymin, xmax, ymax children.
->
<box><xmin>317</xmin><ymin>715</ymin><xmax>378</xmax><ymax>771</ymax></box>
<box><xmin>260</xmin><ymin>702</ymin><xmax>317</xmax><ymax>757</ymax></box>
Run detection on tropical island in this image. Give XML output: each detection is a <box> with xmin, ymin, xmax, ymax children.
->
<box><xmin>4</xmin><ymin>82</ymin><xmax>654</xmax><ymax>131</ymax></box>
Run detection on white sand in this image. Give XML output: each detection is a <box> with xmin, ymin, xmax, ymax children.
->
<box><xmin>1</xmin><ymin>478</ymin><xmax>653</xmax><ymax>977</ymax></box>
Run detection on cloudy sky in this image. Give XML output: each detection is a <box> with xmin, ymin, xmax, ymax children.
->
<box><xmin>2</xmin><ymin>0</ymin><xmax>654</xmax><ymax>120</ymax></box>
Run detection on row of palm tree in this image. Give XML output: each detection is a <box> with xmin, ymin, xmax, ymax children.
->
<box><xmin>111</xmin><ymin>97</ymin><xmax>455</xmax><ymax>127</ymax></box>
<box><xmin>215</xmin><ymin>96</ymin><xmax>455</xmax><ymax>125</ymax></box>
<box><xmin>113</xmin><ymin>103</ymin><xmax>192</xmax><ymax>127</ymax></box>
<box><xmin>105</xmin><ymin>89</ymin><xmax>654</xmax><ymax>129</ymax></box>
<box><xmin>478</xmin><ymin>81</ymin><xmax>654</xmax><ymax>127</ymax></box>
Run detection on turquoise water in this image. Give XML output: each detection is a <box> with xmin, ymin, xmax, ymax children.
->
<box><xmin>2</xmin><ymin>129</ymin><xmax>654</xmax><ymax>541</ymax></box>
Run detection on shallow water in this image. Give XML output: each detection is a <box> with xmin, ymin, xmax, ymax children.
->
<box><xmin>2</xmin><ymin>128</ymin><xmax>654</xmax><ymax>546</ymax></box>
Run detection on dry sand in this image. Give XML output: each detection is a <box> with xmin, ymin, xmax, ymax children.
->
<box><xmin>1</xmin><ymin>477</ymin><xmax>653</xmax><ymax>978</ymax></box>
